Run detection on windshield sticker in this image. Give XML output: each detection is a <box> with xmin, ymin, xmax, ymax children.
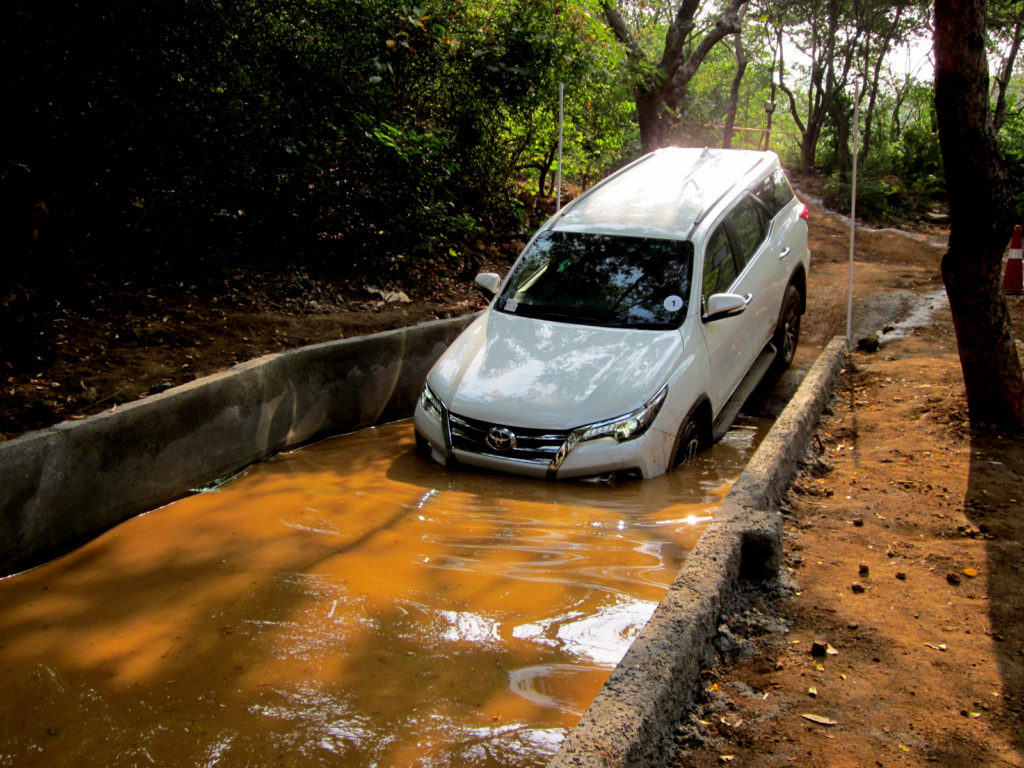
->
<box><xmin>504</xmin><ymin>299</ymin><xmax>519</xmax><ymax>313</ymax></box>
<box><xmin>663</xmin><ymin>295</ymin><xmax>684</xmax><ymax>312</ymax></box>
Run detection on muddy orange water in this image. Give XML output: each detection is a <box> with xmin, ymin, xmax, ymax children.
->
<box><xmin>0</xmin><ymin>418</ymin><xmax>767</xmax><ymax>767</ymax></box>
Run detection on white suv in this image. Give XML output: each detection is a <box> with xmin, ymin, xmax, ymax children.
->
<box><xmin>414</xmin><ymin>147</ymin><xmax>810</xmax><ymax>480</ymax></box>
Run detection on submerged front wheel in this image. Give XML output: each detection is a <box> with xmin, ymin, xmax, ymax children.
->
<box><xmin>674</xmin><ymin>418</ymin><xmax>702</xmax><ymax>466</ymax></box>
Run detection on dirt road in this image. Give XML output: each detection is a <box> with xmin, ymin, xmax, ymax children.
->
<box><xmin>670</xmin><ymin>204</ymin><xmax>1024</xmax><ymax>767</ymax></box>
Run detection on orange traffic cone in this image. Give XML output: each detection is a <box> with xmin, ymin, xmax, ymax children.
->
<box><xmin>1006</xmin><ymin>224</ymin><xmax>1024</xmax><ymax>295</ymax></box>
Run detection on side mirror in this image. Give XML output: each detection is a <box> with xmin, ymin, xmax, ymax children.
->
<box><xmin>705</xmin><ymin>292</ymin><xmax>748</xmax><ymax>320</ymax></box>
<box><xmin>474</xmin><ymin>272</ymin><xmax>501</xmax><ymax>301</ymax></box>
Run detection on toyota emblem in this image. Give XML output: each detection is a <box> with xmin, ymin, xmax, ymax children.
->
<box><xmin>485</xmin><ymin>426</ymin><xmax>517</xmax><ymax>452</ymax></box>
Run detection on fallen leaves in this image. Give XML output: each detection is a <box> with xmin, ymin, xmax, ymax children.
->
<box><xmin>801</xmin><ymin>713</ymin><xmax>838</xmax><ymax>726</ymax></box>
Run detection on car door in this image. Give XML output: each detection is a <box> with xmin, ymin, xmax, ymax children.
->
<box><xmin>752</xmin><ymin>168</ymin><xmax>804</xmax><ymax>320</ymax></box>
<box><xmin>698</xmin><ymin>195</ymin><xmax>771</xmax><ymax>412</ymax></box>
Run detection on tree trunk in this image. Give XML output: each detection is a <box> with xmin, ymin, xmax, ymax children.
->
<box><xmin>830</xmin><ymin>97</ymin><xmax>852</xmax><ymax>181</ymax></box>
<box><xmin>602</xmin><ymin>0</ymin><xmax>746</xmax><ymax>153</ymax></box>
<box><xmin>762</xmin><ymin>40</ymin><xmax>777</xmax><ymax>151</ymax></box>
<box><xmin>637</xmin><ymin>88</ymin><xmax>671</xmax><ymax>152</ymax></box>
<box><xmin>778</xmin><ymin>35</ymin><xmax>833</xmax><ymax>169</ymax></box>
<box><xmin>797</xmin><ymin>114</ymin><xmax>821</xmax><ymax>167</ymax></box>
<box><xmin>537</xmin><ymin>140</ymin><xmax>558</xmax><ymax>198</ymax></box>
<box><xmin>934</xmin><ymin>0</ymin><xmax>1024</xmax><ymax>427</ymax></box>
<box><xmin>723</xmin><ymin>25</ymin><xmax>748</xmax><ymax>149</ymax></box>
<box><xmin>860</xmin><ymin>52</ymin><xmax>884</xmax><ymax>161</ymax></box>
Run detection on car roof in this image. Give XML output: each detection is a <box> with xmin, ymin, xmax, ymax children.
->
<box><xmin>551</xmin><ymin>147</ymin><xmax>776</xmax><ymax>241</ymax></box>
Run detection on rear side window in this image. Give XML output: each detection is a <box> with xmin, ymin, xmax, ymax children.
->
<box><xmin>727</xmin><ymin>196</ymin><xmax>767</xmax><ymax>268</ymax></box>
<box><xmin>753</xmin><ymin>169</ymin><xmax>796</xmax><ymax>218</ymax></box>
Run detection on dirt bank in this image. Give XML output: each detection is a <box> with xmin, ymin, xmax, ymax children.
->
<box><xmin>670</xmin><ymin>266</ymin><xmax>1024</xmax><ymax>764</ymax></box>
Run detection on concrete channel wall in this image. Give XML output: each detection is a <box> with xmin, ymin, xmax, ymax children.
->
<box><xmin>0</xmin><ymin>314</ymin><xmax>476</xmax><ymax>576</ymax></box>
<box><xmin>1</xmin><ymin>318</ymin><xmax>847</xmax><ymax>766</ymax></box>
<box><xmin>548</xmin><ymin>336</ymin><xmax>848</xmax><ymax>768</ymax></box>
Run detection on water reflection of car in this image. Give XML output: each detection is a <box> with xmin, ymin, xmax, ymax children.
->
<box><xmin>415</xmin><ymin>147</ymin><xmax>810</xmax><ymax>481</ymax></box>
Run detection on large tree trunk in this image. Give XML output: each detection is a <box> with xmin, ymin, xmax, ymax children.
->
<box><xmin>602</xmin><ymin>0</ymin><xmax>746</xmax><ymax>153</ymax></box>
<box><xmin>637</xmin><ymin>89</ymin><xmax>671</xmax><ymax>152</ymax></box>
<box><xmin>934</xmin><ymin>0</ymin><xmax>1024</xmax><ymax>427</ymax></box>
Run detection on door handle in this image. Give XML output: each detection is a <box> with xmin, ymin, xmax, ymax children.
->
<box><xmin>744</xmin><ymin>292</ymin><xmax>754</xmax><ymax>305</ymax></box>
<box><xmin>779</xmin><ymin>246</ymin><xmax>791</xmax><ymax>259</ymax></box>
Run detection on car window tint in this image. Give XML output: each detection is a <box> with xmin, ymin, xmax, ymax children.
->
<box><xmin>703</xmin><ymin>224</ymin><xmax>737</xmax><ymax>296</ymax></box>
<box><xmin>727</xmin><ymin>196</ymin><xmax>766</xmax><ymax>268</ymax></box>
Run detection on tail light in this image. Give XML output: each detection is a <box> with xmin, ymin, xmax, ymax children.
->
<box><xmin>799</xmin><ymin>202</ymin><xmax>809</xmax><ymax>220</ymax></box>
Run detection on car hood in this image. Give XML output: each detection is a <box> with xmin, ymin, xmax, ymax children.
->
<box><xmin>427</xmin><ymin>311</ymin><xmax>684</xmax><ymax>430</ymax></box>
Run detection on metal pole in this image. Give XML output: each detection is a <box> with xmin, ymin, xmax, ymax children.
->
<box><xmin>556</xmin><ymin>82</ymin><xmax>564</xmax><ymax>212</ymax></box>
<box><xmin>846</xmin><ymin>86</ymin><xmax>860</xmax><ymax>347</ymax></box>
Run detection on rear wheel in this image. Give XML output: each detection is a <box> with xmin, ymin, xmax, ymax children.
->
<box><xmin>773</xmin><ymin>284</ymin><xmax>802</xmax><ymax>369</ymax></box>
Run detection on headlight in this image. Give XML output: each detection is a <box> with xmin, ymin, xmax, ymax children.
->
<box><xmin>419</xmin><ymin>384</ymin><xmax>444</xmax><ymax>419</ymax></box>
<box><xmin>549</xmin><ymin>386</ymin><xmax>668</xmax><ymax>472</ymax></box>
<box><xmin>574</xmin><ymin>385</ymin><xmax>668</xmax><ymax>444</ymax></box>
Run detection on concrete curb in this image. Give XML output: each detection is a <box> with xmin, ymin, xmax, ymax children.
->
<box><xmin>0</xmin><ymin>314</ymin><xmax>476</xmax><ymax>576</ymax></box>
<box><xmin>548</xmin><ymin>336</ymin><xmax>849</xmax><ymax>768</ymax></box>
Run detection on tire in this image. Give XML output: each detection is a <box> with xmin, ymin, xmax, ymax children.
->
<box><xmin>773</xmin><ymin>284</ymin><xmax>802</xmax><ymax>370</ymax></box>
<box><xmin>674</xmin><ymin>418</ymin><xmax>703</xmax><ymax>466</ymax></box>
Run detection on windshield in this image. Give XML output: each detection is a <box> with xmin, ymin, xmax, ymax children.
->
<box><xmin>495</xmin><ymin>231</ymin><xmax>693</xmax><ymax>330</ymax></box>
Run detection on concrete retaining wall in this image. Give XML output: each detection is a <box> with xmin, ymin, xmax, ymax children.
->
<box><xmin>1</xmin><ymin>322</ymin><xmax>848</xmax><ymax>764</ymax></box>
<box><xmin>548</xmin><ymin>336</ymin><xmax>848</xmax><ymax>768</ymax></box>
<box><xmin>0</xmin><ymin>314</ymin><xmax>476</xmax><ymax>576</ymax></box>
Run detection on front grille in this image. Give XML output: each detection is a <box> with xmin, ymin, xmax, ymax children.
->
<box><xmin>448</xmin><ymin>412</ymin><xmax>569</xmax><ymax>465</ymax></box>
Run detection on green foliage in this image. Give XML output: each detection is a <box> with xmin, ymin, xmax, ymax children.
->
<box><xmin>823</xmin><ymin>174</ymin><xmax>909</xmax><ymax>222</ymax></box>
<box><xmin>997</xmin><ymin>110</ymin><xmax>1024</xmax><ymax>222</ymax></box>
<box><xmin>2</xmin><ymin>0</ymin><xmax>636</xmax><ymax>294</ymax></box>
<box><xmin>1</xmin><ymin>0</ymin><xmax>987</xmax><ymax>299</ymax></box>
<box><xmin>896</xmin><ymin>123</ymin><xmax>945</xmax><ymax>199</ymax></box>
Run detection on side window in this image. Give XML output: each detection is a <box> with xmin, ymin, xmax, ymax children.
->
<box><xmin>752</xmin><ymin>169</ymin><xmax>796</xmax><ymax>218</ymax></box>
<box><xmin>703</xmin><ymin>223</ymin><xmax>737</xmax><ymax>297</ymax></box>
<box><xmin>752</xmin><ymin>175</ymin><xmax>780</xmax><ymax>217</ymax></box>
<box><xmin>727</xmin><ymin>195</ymin><xmax>766</xmax><ymax>268</ymax></box>
<box><xmin>771</xmin><ymin>168</ymin><xmax>796</xmax><ymax>212</ymax></box>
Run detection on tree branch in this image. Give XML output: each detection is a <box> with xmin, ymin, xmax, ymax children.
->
<box><xmin>661</xmin><ymin>0</ymin><xmax>702</xmax><ymax>73</ymax></box>
<box><xmin>664</xmin><ymin>0</ymin><xmax>748</xmax><ymax>105</ymax></box>
<box><xmin>600</xmin><ymin>0</ymin><xmax>646</xmax><ymax>61</ymax></box>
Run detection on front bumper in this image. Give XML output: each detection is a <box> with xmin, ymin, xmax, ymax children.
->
<box><xmin>413</xmin><ymin>400</ymin><xmax>676</xmax><ymax>480</ymax></box>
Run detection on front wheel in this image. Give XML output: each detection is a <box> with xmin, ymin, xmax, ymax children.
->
<box><xmin>673</xmin><ymin>418</ymin><xmax>702</xmax><ymax>466</ymax></box>
<box><xmin>773</xmin><ymin>284</ymin><xmax>802</xmax><ymax>369</ymax></box>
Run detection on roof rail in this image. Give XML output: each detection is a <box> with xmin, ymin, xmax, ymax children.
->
<box><xmin>684</xmin><ymin>156</ymin><xmax>766</xmax><ymax>239</ymax></box>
